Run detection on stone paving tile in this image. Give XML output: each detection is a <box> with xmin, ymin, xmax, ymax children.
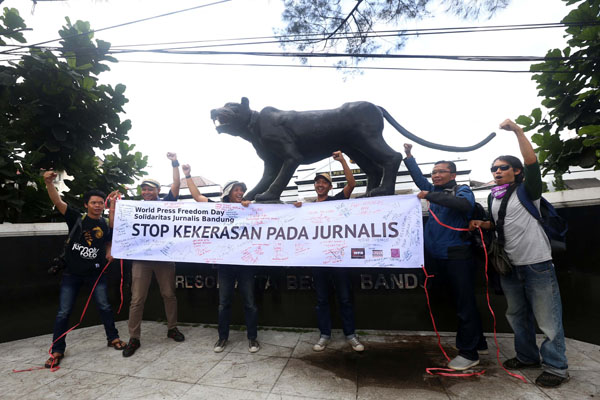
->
<box><xmin>180</xmin><ymin>385</ymin><xmax>270</xmax><ymax>399</ymax></box>
<box><xmin>3</xmin><ymin>363</ymin><xmax>72</xmax><ymax>400</ymax></box>
<box><xmin>266</xmin><ymin>394</ymin><xmax>325</xmax><ymax>400</ymax></box>
<box><xmin>133</xmin><ymin>342</ymin><xmax>226</xmax><ymax>383</ymax></box>
<box><xmin>358</xmin><ymin>386</ymin><xmax>451</xmax><ymax>400</ymax></box>
<box><xmin>3</xmin><ymin>323</ymin><xmax>599</xmax><ymax>400</ymax></box>
<box><xmin>270</xmin><ymin>357</ymin><xmax>357</xmax><ymax>400</ymax></box>
<box><xmin>95</xmin><ymin>375</ymin><xmax>193</xmax><ymax>400</ymax></box>
<box><xmin>23</xmin><ymin>369</ymin><xmax>125</xmax><ymax>400</ymax></box>
<box><xmin>199</xmin><ymin>352</ymin><xmax>289</xmax><ymax>392</ymax></box>
<box><xmin>229</xmin><ymin>330</ymin><xmax>301</xmax><ymax>358</ymax></box>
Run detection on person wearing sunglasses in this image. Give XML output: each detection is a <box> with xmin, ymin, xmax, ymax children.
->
<box><xmin>403</xmin><ymin>144</ymin><xmax>487</xmax><ymax>371</ymax></box>
<box><xmin>469</xmin><ymin>119</ymin><xmax>569</xmax><ymax>388</ymax></box>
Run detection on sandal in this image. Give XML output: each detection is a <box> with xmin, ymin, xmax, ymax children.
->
<box><xmin>108</xmin><ymin>338</ymin><xmax>127</xmax><ymax>350</ymax></box>
<box><xmin>44</xmin><ymin>352</ymin><xmax>64</xmax><ymax>368</ymax></box>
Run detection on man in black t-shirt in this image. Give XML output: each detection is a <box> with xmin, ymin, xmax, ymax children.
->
<box><xmin>295</xmin><ymin>151</ymin><xmax>364</xmax><ymax>352</ymax></box>
<box><xmin>43</xmin><ymin>171</ymin><xmax>125</xmax><ymax>369</ymax></box>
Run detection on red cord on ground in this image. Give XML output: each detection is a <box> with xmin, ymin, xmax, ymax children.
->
<box><xmin>426</xmin><ymin>206</ymin><xmax>526</xmax><ymax>382</ymax></box>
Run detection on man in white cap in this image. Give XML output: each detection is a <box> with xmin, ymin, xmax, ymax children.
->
<box><xmin>182</xmin><ymin>164</ymin><xmax>259</xmax><ymax>354</ymax></box>
<box><xmin>296</xmin><ymin>151</ymin><xmax>363</xmax><ymax>352</ymax></box>
<box><xmin>122</xmin><ymin>152</ymin><xmax>185</xmax><ymax>357</ymax></box>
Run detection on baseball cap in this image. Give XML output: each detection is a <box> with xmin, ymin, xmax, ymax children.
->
<box><xmin>314</xmin><ymin>172</ymin><xmax>332</xmax><ymax>184</ymax></box>
<box><xmin>140</xmin><ymin>179</ymin><xmax>161</xmax><ymax>189</ymax></box>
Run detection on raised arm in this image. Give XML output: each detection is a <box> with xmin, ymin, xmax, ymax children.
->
<box><xmin>403</xmin><ymin>143</ymin><xmax>434</xmax><ymax>192</ymax></box>
<box><xmin>499</xmin><ymin>119</ymin><xmax>537</xmax><ymax>166</ymax></box>
<box><xmin>167</xmin><ymin>152</ymin><xmax>181</xmax><ymax>198</ymax></box>
<box><xmin>182</xmin><ymin>164</ymin><xmax>209</xmax><ymax>202</ymax></box>
<box><xmin>333</xmin><ymin>151</ymin><xmax>356</xmax><ymax>199</ymax></box>
<box><xmin>107</xmin><ymin>190</ymin><xmax>120</xmax><ymax>228</ymax></box>
<box><xmin>43</xmin><ymin>171</ymin><xmax>67</xmax><ymax>215</ymax></box>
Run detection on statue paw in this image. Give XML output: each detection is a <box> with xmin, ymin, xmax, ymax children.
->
<box><xmin>255</xmin><ymin>192</ymin><xmax>280</xmax><ymax>203</ymax></box>
<box><xmin>366</xmin><ymin>187</ymin><xmax>393</xmax><ymax>197</ymax></box>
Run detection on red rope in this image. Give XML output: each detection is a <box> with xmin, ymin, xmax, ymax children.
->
<box><xmin>117</xmin><ymin>259</ymin><xmax>124</xmax><ymax>314</ymax></box>
<box><xmin>426</xmin><ymin>206</ymin><xmax>526</xmax><ymax>382</ymax></box>
<box><xmin>13</xmin><ymin>257</ymin><xmax>124</xmax><ymax>373</ymax></box>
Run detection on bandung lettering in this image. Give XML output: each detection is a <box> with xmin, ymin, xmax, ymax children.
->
<box><xmin>72</xmin><ymin>242</ymin><xmax>99</xmax><ymax>259</ymax></box>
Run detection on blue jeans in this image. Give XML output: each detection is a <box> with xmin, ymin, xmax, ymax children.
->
<box><xmin>500</xmin><ymin>260</ymin><xmax>568</xmax><ymax>378</ymax></box>
<box><xmin>313</xmin><ymin>268</ymin><xmax>356</xmax><ymax>339</ymax></box>
<box><xmin>429</xmin><ymin>257</ymin><xmax>486</xmax><ymax>361</ymax></box>
<box><xmin>217</xmin><ymin>266</ymin><xmax>258</xmax><ymax>340</ymax></box>
<box><xmin>52</xmin><ymin>272</ymin><xmax>119</xmax><ymax>354</ymax></box>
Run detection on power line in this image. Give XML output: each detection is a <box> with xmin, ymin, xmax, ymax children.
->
<box><xmin>108</xmin><ymin>48</ymin><xmax>575</xmax><ymax>63</ymax></box>
<box><xmin>0</xmin><ymin>0</ymin><xmax>232</xmax><ymax>55</ymax></box>
<box><xmin>3</xmin><ymin>21</ymin><xmax>594</xmax><ymax>53</ymax></box>
<box><xmin>114</xmin><ymin>59</ymin><xmax>577</xmax><ymax>74</ymax></box>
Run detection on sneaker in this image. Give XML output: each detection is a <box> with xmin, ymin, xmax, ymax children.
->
<box><xmin>248</xmin><ymin>339</ymin><xmax>260</xmax><ymax>353</ymax></box>
<box><xmin>348</xmin><ymin>336</ymin><xmax>364</xmax><ymax>352</ymax></box>
<box><xmin>448</xmin><ymin>355</ymin><xmax>479</xmax><ymax>371</ymax></box>
<box><xmin>503</xmin><ymin>357</ymin><xmax>541</xmax><ymax>370</ymax></box>
<box><xmin>213</xmin><ymin>338</ymin><xmax>227</xmax><ymax>353</ymax></box>
<box><xmin>535</xmin><ymin>371</ymin><xmax>569</xmax><ymax>388</ymax></box>
<box><xmin>167</xmin><ymin>327</ymin><xmax>185</xmax><ymax>342</ymax></box>
<box><xmin>312</xmin><ymin>337</ymin><xmax>330</xmax><ymax>352</ymax></box>
<box><xmin>122</xmin><ymin>338</ymin><xmax>141</xmax><ymax>358</ymax></box>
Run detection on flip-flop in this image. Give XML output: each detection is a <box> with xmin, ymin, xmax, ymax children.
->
<box><xmin>44</xmin><ymin>353</ymin><xmax>64</xmax><ymax>368</ymax></box>
<box><xmin>108</xmin><ymin>339</ymin><xmax>127</xmax><ymax>350</ymax></box>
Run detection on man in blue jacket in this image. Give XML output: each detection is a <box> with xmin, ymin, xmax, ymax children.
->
<box><xmin>404</xmin><ymin>143</ymin><xmax>487</xmax><ymax>370</ymax></box>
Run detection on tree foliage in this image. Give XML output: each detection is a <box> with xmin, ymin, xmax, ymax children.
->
<box><xmin>0</xmin><ymin>8</ymin><xmax>147</xmax><ymax>223</ymax></box>
<box><xmin>516</xmin><ymin>0</ymin><xmax>599</xmax><ymax>179</ymax></box>
<box><xmin>276</xmin><ymin>0</ymin><xmax>510</xmax><ymax>65</ymax></box>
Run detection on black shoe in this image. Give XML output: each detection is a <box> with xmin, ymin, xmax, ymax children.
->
<box><xmin>213</xmin><ymin>338</ymin><xmax>227</xmax><ymax>353</ymax></box>
<box><xmin>503</xmin><ymin>357</ymin><xmax>541</xmax><ymax>370</ymax></box>
<box><xmin>248</xmin><ymin>339</ymin><xmax>260</xmax><ymax>353</ymax></box>
<box><xmin>122</xmin><ymin>338</ymin><xmax>141</xmax><ymax>357</ymax></box>
<box><xmin>167</xmin><ymin>327</ymin><xmax>185</xmax><ymax>342</ymax></box>
<box><xmin>535</xmin><ymin>371</ymin><xmax>569</xmax><ymax>388</ymax></box>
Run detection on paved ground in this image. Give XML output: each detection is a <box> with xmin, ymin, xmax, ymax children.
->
<box><xmin>3</xmin><ymin>321</ymin><xmax>599</xmax><ymax>399</ymax></box>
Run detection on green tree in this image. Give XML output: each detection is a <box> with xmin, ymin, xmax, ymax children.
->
<box><xmin>516</xmin><ymin>0</ymin><xmax>599</xmax><ymax>181</ymax></box>
<box><xmin>0</xmin><ymin>8</ymin><xmax>147</xmax><ymax>223</ymax></box>
<box><xmin>276</xmin><ymin>0</ymin><xmax>510</xmax><ymax>65</ymax></box>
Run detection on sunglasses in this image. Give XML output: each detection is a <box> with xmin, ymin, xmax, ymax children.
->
<box><xmin>490</xmin><ymin>165</ymin><xmax>511</xmax><ymax>173</ymax></box>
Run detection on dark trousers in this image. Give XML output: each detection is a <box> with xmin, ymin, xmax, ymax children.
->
<box><xmin>217</xmin><ymin>266</ymin><xmax>258</xmax><ymax>340</ymax></box>
<box><xmin>313</xmin><ymin>268</ymin><xmax>356</xmax><ymax>338</ymax></box>
<box><xmin>428</xmin><ymin>257</ymin><xmax>486</xmax><ymax>360</ymax></box>
<box><xmin>52</xmin><ymin>272</ymin><xmax>119</xmax><ymax>354</ymax></box>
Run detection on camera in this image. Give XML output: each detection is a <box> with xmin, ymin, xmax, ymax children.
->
<box><xmin>48</xmin><ymin>256</ymin><xmax>66</xmax><ymax>275</ymax></box>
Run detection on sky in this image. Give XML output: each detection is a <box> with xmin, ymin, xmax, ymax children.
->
<box><xmin>1</xmin><ymin>0</ymin><xmax>575</xmax><ymax>191</ymax></box>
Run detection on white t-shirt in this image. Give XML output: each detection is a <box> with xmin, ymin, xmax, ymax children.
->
<box><xmin>491</xmin><ymin>193</ymin><xmax>552</xmax><ymax>266</ymax></box>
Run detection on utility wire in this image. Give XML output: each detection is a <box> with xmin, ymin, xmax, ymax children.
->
<box><xmin>0</xmin><ymin>0</ymin><xmax>232</xmax><ymax>55</ymax></box>
<box><xmin>3</xmin><ymin>21</ymin><xmax>595</xmax><ymax>52</ymax></box>
<box><xmin>114</xmin><ymin>58</ymin><xmax>577</xmax><ymax>74</ymax></box>
<box><xmin>106</xmin><ymin>48</ymin><xmax>577</xmax><ymax>63</ymax></box>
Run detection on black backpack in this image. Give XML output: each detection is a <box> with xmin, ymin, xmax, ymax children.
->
<box><xmin>451</xmin><ymin>185</ymin><xmax>493</xmax><ymax>251</ymax></box>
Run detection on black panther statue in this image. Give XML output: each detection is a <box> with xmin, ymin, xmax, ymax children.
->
<box><xmin>210</xmin><ymin>97</ymin><xmax>495</xmax><ymax>202</ymax></box>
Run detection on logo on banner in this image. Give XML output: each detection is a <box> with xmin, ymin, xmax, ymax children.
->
<box><xmin>351</xmin><ymin>248</ymin><xmax>365</xmax><ymax>259</ymax></box>
<box><xmin>391</xmin><ymin>248</ymin><xmax>400</xmax><ymax>258</ymax></box>
<box><xmin>372</xmin><ymin>249</ymin><xmax>383</xmax><ymax>258</ymax></box>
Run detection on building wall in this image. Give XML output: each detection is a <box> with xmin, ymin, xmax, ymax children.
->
<box><xmin>1</xmin><ymin>202</ymin><xmax>598</xmax><ymax>344</ymax></box>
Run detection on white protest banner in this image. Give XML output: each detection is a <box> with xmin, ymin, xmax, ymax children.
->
<box><xmin>112</xmin><ymin>195</ymin><xmax>424</xmax><ymax>268</ymax></box>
